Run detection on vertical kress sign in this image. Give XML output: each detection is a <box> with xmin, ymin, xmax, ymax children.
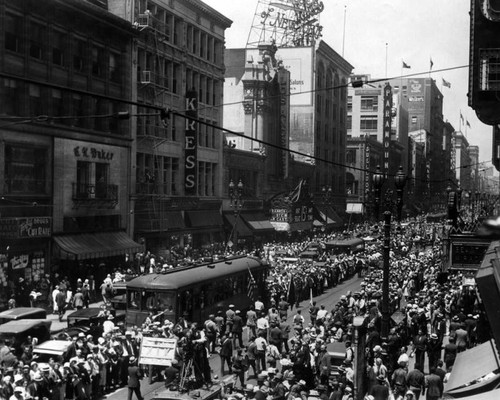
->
<box><xmin>383</xmin><ymin>83</ymin><xmax>392</xmax><ymax>173</ymax></box>
<box><xmin>185</xmin><ymin>90</ymin><xmax>197</xmax><ymax>195</ymax></box>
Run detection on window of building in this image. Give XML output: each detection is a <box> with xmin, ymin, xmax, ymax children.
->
<box><xmin>76</xmin><ymin>161</ymin><xmax>92</xmax><ymax>198</ymax></box>
<box><xmin>109</xmin><ymin>52</ymin><xmax>121</xmax><ymax>83</ymax></box>
<box><xmin>200</xmin><ymin>32</ymin><xmax>207</xmax><ymax>58</ymax></box>
<box><xmin>5</xmin><ymin>145</ymin><xmax>47</xmax><ymax>194</ymax></box>
<box><xmin>52</xmin><ymin>30</ymin><xmax>66</xmax><ymax>66</ymax></box>
<box><xmin>192</xmin><ymin>28</ymin><xmax>198</xmax><ymax>55</ymax></box>
<box><xmin>51</xmin><ymin>89</ymin><xmax>64</xmax><ymax>120</ymax></box>
<box><xmin>29</xmin><ymin>84</ymin><xmax>43</xmax><ymax>116</ymax></box>
<box><xmin>72</xmin><ymin>94</ymin><xmax>84</xmax><ymax>127</ymax></box>
<box><xmin>172</xmin><ymin>63</ymin><xmax>180</xmax><ymax>94</ymax></box>
<box><xmin>360</xmin><ymin>115</ymin><xmax>378</xmax><ymax>130</ymax></box>
<box><xmin>174</xmin><ymin>18</ymin><xmax>182</xmax><ymax>46</ymax></box>
<box><xmin>346</xmin><ymin>149</ymin><xmax>356</xmax><ymax>164</ymax></box>
<box><xmin>29</xmin><ymin>22</ymin><xmax>45</xmax><ymax>60</ymax></box>
<box><xmin>5</xmin><ymin>13</ymin><xmax>22</xmax><ymax>53</ymax></box>
<box><xmin>360</xmin><ymin>95</ymin><xmax>378</xmax><ymax>111</ymax></box>
<box><xmin>479</xmin><ymin>49</ymin><xmax>500</xmax><ymax>90</ymax></box>
<box><xmin>207</xmin><ymin>36</ymin><xmax>213</xmax><ymax>62</ymax></box>
<box><xmin>164</xmin><ymin>13</ymin><xmax>172</xmax><ymax>42</ymax></box>
<box><xmin>346</xmin><ymin>115</ymin><xmax>352</xmax><ymax>130</ymax></box>
<box><xmin>347</xmin><ymin>96</ymin><xmax>352</xmax><ymax>112</ymax></box>
<box><xmin>95</xmin><ymin>163</ymin><xmax>109</xmax><ymax>198</ymax></box>
<box><xmin>91</xmin><ymin>46</ymin><xmax>104</xmax><ymax>77</ymax></box>
<box><xmin>73</xmin><ymin>39</ymin><xmax>86</xmax><ymax>72</ymax></box>
<box><xmin>3</xmin><ymin>79</ymin><xmax>21</xmax><ymax>116</ymax></box>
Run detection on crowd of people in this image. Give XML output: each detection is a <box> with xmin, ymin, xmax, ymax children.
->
<box><xmin>0</xmin><ymin>217</ymin><xmax>491</xmax><ymax>400</ymax></box>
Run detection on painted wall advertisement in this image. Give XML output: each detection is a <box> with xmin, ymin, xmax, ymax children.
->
<box><xmin>277</xmin><ymin>47</ymin><xmax>314</xmax><ymax>106</ymax></box>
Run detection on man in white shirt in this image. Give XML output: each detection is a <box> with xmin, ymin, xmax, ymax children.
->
<box><xmin>256</xmin><ymin>312</ymin><xmax>269</xmax><ymax>338</ymax></box>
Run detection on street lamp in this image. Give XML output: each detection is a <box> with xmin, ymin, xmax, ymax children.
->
<box><xmin>322</xmin><ymin>185</ymin><xmax>333</xmax><ymax>231</ymax></box>
<box><xmin>381</xmin><ymin>210</ymin><xmax>392</xmax><ymax>340</ymax></box>
<box><xmin>372</xmin><ymin>165</ymin><xmax>384</xmax><ymax>220</ymax></box>
<box><xmin>228</xmin><ymin>179</ymin><xmax>244</xmax><ymax>250</ymax></box>
<box><xmin>394</xmin><ymin>165</ymin><xmax>407</xmax><ymax>222</ymax></box>
<box><xmin>457</xmin><ymin>186</ymin><xmax>463</xmax><ymax>211</ymax></box>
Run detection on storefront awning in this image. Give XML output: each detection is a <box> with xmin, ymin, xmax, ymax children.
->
<box><xmin>223</xmin><ymin>213</ymin><xmax>254</xmax><ymax>238</ymax></box>
<box><xmin>240</xmin><ymin>213</ymin><xmax>274</xmax><ymax>232</ymax></box>
<box><xmin>445</xmin><ymin>340</ymin><xmax>500</xmax><ymax>393</ymax></box>
<box><xmin>452</xmin><ymin>388</ymin><xmax>500</xmax><ymax>400</ymax></box>
<box><xmin>186</xmin><ymin>210</ymin><xmax>223</xmax><ymax>228</ymax></box>
<box><xmin>54</xmin><ymin>231</ymin><xmax>144</xmax><ymax>260</ymax></box>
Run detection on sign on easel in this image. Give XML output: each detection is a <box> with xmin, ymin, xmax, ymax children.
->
<box><xmin>139</xmin><ymin>337</ymin><xmax>177</xmax><ymax>366</ymax></box>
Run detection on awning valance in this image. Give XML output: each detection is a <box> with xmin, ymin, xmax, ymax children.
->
<box><xmin>445</xmin><ymin>340</ymin><xmax>500</xmax><ymax>393</ymax></box>
<box><xmin>186</xmin><ymin>210</ymin><xmax>223</xmax><ymax>228</ymax></box>
<box><xmin>223</xmin><ymin>213</ymin><xmax>254</xmax><ymax>238</ymax></box>
<box><xmin>54</xmin><ymin>231</ymin><xmax>144</xmax><ymax>260</ymax></box>
<box><xmin>240</xmin><ymin>213</ymin><xmax>274</xmax><ymax>232</ymax></box>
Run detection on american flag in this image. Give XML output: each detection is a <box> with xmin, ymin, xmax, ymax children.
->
<box><xmin>247</xmin><ymin>268</ymin><xmax>257</xmax><ymax>300</ymax></box>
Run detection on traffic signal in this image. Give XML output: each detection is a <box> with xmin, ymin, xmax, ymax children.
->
<box><xmin>468</xmin><ymin>0</ymin><xmax>500</xmax><ymax>125</ymax></box>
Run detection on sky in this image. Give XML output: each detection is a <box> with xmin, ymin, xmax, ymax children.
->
<box><xmin>203</xmin><ymin>0</ymin><xmax>495</xmax><ymax>171</ymax></box>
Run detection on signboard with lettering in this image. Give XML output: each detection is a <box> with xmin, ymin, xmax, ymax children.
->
<box><xmin>449</xmin><ymin>235</ymin><xmax>491</xmax><ymax>270</ymax></box>
<box><xmin>382</xmin><ymin>83</ymin><xmax>392</xmax><ymax>174</ymax></box>
<box><xmin>270</xmin><ymin>204</ymin><xmax>313</xmax><ymax>232</ymax></box>
<box><xmin>364</xmin><ymin>142</ymin><xmax>371</xmax><ymax>202</ymax></box>
<box><xmin>184</xmin><ymin>90</ymin><xmax>197</xmax><ymax>195</ymax></box>
<box><xmin>139</xmin><ymin>337</ymin><xmax>177</xmax><ymax>366</ymax></box>
<box><xmin>278</xmin><ymin>69</ymin><xmax>290</xmax><ymax>178</ymax></box>
<box><xmin>0</xmin><ymin>217</ymin><xmax>52</xmax><ymax>239</ymax></box>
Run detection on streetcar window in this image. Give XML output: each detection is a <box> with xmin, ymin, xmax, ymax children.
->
<box><xmin>157</xmin><ymin>292</ymin><xmax>176</xmax><ymax>312</ymax></box>
<box><xmin>128</xmin><ymin>290</ymin><xmax>140</xmax><ymax>310</ymax></box>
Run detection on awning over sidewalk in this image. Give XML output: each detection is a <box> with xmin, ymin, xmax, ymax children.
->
<box><xmin>223</xmin><ymin>213</ymin><xmax>253</xmax><ymax>238</ymax></box>
<box><xmin>54</xmin><ymin>231</ymin><xmax>144</xmax><ymax>260</ymax></box>
<box><xmin>315</xmin><ymin>206</ymin><xmax>343</xmax><ymax>227</ymax></box>
<box><xmin>240</xmin><ymin>212</ymin><xmax>275</xmax><ymax>232</ymax></box>
<box><xmin>445</xmin><ymin>340</ymin><xmax>500</xmax><ymax>393</ymax></box>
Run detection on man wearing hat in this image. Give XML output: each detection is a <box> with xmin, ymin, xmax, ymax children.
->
<box><xmin>426</xmin><ymin>333</ymin><xmax>442</xmax><ymax>372</ymax></box>
<box><xmin>225</xmin><ymin>305</ymin><xmax>236</xmax><ymax>335</ymax></box>
<box><xmin>26</xmin><ymin>372</ymin><xmax>49</xmax><ymax>400</ymax></box>
<box><xmin>370</xmin><ymin>375</ymin><xmax>389</xmax><ymax>400</ymax></box>
<box><xmin>11</xmin><ymin>386</ymin><xmax>26</xmax><ymax>400</ymax></box>
<box><xmin>232</xmin><ymin>310</ymin><xmax>244</xmax><ymax>349</ymax></box>
<box><xmin>127</xmin><ymin>356</ymin><xmax>144</xmax><ymax>400</ymax></box>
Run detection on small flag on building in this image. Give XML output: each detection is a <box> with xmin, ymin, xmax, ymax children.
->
<box><xmin>467</xmin><ymin>120</ymin><xmax>471</xmax><ymax>128</ymax></box>
<box><xmin>460</xmin><ymin>112</ymin><xmax>464</xmax><ymax>123</ymax></box>
<box><xmin>247</xmin><ymin>268</ymin><xmax>257</xmax><ymax>300</ymax></box>
<box><xmin>402</xmin><ymin>60</ymin><xmax>411</xmax><ymax>69</ymax></box>
<box><xmin>442</xmin><ymin>78</ymin><xmax>451</xmax><ymax>88</ymax></box>
<box><xmin>430</xmin><ymin>57</ymin><xmax>434</xmax><ymax>70</ymax></box>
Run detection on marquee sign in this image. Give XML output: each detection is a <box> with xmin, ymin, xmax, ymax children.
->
<box><xmin>449</xmin><ymin>235</ymin><xmax>491</xmax><ymax>271</ymax></box>
<box><xmin>184</xmin><ymin>90</ymin><xmax>197</xmax><ymax>195</ymax></box>
<box><xmin>278</xmin><ymin>69</ymin><xmax>290</xmax><ymax>178</ymax></box>
<box><xmin>382</xmin><ymin>83</ymin><xmax>392</xmax><ymax>173</ymax></box>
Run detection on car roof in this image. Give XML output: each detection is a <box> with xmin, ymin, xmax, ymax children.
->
<box><xmin>67</xmin><ymin>308</ymin><xmax>104</xmax><ymax>319</ymax></box>
<box><xmin>0</xmin><ymin>307</ymin><xmax>46</xmax><ymax>319</ymax></box>
<box><xmin>33</xmin><ymin>340</ymin><xmax>73</xmax><ymax>355</ymax></box>
<box><xmin>0</xmin><ymin>319</ymin><xmax>52</xmax><ymax>333</ymax></box>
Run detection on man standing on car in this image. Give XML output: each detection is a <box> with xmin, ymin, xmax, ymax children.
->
<box><xmin>56</xmin><ymin>288</ymin><xmax>67</xmax><ymax>322</ymax></box>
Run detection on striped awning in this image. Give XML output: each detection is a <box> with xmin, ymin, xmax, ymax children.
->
<box><xmin>54</xmin><ymin>231</ymin><xmax>144</xmax><ymax>260</ymax></box>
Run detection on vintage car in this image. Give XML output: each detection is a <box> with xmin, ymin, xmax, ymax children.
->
<box><xmin>32</xmin><ymin>340</ymin><xmax>74</xmax><ymax>363</ymax></box>
<box><xmin>52</xmin><ymin>307</ymin><xmax>126</xmax><ymax>341</ymax></box>
<box><xmin>0</xmin><ymin>319</ymin><xmax>52</xmax><ymax>353</ymax></box>
<box><xmin>0</xmin><ymin>307</ymin><xmax>47</xmax><ymax>325</ymax></box>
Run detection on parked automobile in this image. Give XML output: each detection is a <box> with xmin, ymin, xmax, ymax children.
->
<box><xmin>0</xmin><ymin>307</ymin><xmax>47</xmax><ymax>325</ymax></box>
<box><xmin>0</xmin><ymin>319</ymin><xmax>52</xmax><ymax>354</ymax></box>
<box><xmin>52</xmin><ymin>307</ymin><xmax>126</xmax><ymax>342</ymax></box>
<box><xmin>32</xmin><ymin>339</ymin><xmax>74</xmax><ymax>363</ymax></box>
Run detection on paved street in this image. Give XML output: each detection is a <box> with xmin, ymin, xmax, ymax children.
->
<box><xmin>102</xmin><ymin>275</ymin><xmax>363</xmax><ymax>400</ymax></box>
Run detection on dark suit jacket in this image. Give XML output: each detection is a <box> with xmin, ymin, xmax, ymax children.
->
<box><xmin>370</xmin><ymin>383</ymin><xmax>389</xmax><ymax>400</ymax></box>
<box><xmin>220</xmin><ymin>337</ymin><xmax>233</xmax><ymax>358</ymax></box>
<box><xmin>128</xmin><ymin>365</ymin><xmax>143</xmax><ymax>388</ymax></box>
<box><xmin>425</xmin><ymin>373</ymin><xmax>443</xmax><ymax>397</ymax></box>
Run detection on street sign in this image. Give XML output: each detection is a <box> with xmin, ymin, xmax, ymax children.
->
<box><xmin>139</xmin><ymin>337</ymin><xmax>177</xmax><ymax>366</ymax></box>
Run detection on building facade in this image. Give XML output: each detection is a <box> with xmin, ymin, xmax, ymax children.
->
<box><xmin>110</xmin><ymin>0</ymin><xmax>232</xmax><ymax>255</ymax></box>
<box><xmin>0</xmin><ymin>0</ymin><xmax>141</xmax><ymax>303</ymax></box>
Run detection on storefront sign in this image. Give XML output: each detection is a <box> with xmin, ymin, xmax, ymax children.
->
<box><xmin>270</xmin><ymin>208</ymin><xmax>289</xmax><ymax>222</ymax></box>
<box><xmin>278</xmin><ymin>70</ymin><xmax>290</xmax><ymax>178</ymax></box>
<box><xmin>449</xmin><ymin>235</ymin><xmax>490</xmax><ymax>270</ymax></box>
<box><xmin>73</xmin><ymin>146</ymin><xmax>114</xmax><ymax>160</ymax></box>
<box><xmin>364</xmin><ymin>143</ymin><xmax>371</xmax><ymax>201</ymax></box>
<box><xmin>383</xmin><ymin>83</ymin><xmax>392</xmax><ymax>173</ymax></box>
<box><xmin>0</xmin><ymin>217</ymin><xmax>52</xmax><ymax>239</ymax></box>
<box><xmin>184</xmin><ymin>90</ymin><xmax>197</xmax><ymax>195</ymax></box>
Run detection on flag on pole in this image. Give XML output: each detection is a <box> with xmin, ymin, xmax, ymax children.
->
<box><xmin>442</xmin><ymin>78</ymin><xmax>451</xmax><ymax>88</ymax></box>
<box><xmin>430</xmin><ymin>57</ymin><xmax>434</xmax><ymax>70</ymax></box>
<box><xmin>460</xmin><ymin>112</ymin><xmax>464</xmax><ymax>123</ymax></box>
<box><xmin>247</xmin><ymin>268</ymin><xmax>257</xmax><ymax>301</ymax></box>
<box><xmin>402</xmin><ymin>60</ymin><xmax>411</xmax><ymax>69</ymax></box>
<box><xmin>466</xmin><ymin>120</ymin><xmax>471</xmax><ymax>128</ymax></box>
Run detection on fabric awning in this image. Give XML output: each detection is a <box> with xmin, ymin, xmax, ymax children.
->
<box><xmin>445</xmin><ymin>340</ymin><xmax>500</xmax><ymax>393</ymax></box>
<box><xmin>186</xmin><ymin>210</ymin><xmax>223</xmax><ymax>228</ymax></box>
<box><xmin>54</xmin><ymin>231</ymin><xmax>144</xmax><ymax>260</ymax></box>
<box><xmin>223</xmin><ymin>213</ymin><xmax>253</xmax><ymax>238</ymax></box>
<box><xmin>240</xmin><ymin>213</ymin><xmax>275</xmax><ymax>232</ymax></box>
<box><xmin>452</xmin><ymin>388</ymin><xmax>500</xmax><ymax>400</ymax></box>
